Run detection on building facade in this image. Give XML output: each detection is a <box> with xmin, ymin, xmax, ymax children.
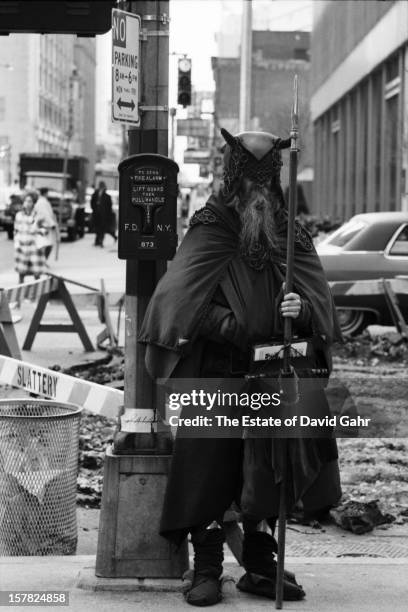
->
<box><xmin>212</xmin><ymin>30</ymin><xmax>312</xmax><ymax>190</ymax></box>
<box><xmin>311</xmin><ymin>0</ymin><xmax>408</xmax><ymax>220</ymax></box>
<box><xmin>0</xmin><ymin>33</ymin><xmax>96</xmax><ymax>187</ymax></box>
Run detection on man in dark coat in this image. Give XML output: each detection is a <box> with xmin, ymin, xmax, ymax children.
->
<box><xmin>139</xmin><ymin>129</ymin><xmax>343</xmax><ymax>606</ymax></box>
<box><xmin>90</xmin><ymin>181</ymin><xmax>116</xmax><ymax>247</ymax></box>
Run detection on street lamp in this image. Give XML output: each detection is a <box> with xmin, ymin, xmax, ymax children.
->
<box><xmin>57</xmin><ymin>67</ymin><xmax>79</xmax><ymax>258</ymax></box>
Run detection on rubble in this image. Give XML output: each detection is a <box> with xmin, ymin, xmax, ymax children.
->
<box><xmin>330</xmin><ymin>500</ymin><xmax>395</xmax><ymax>535</ymax></box>
<box><xmin>77</xmin><ymin>411</ymin><xmax>117</xmax><ymax>508</ymax></box>
<box><xmin>334</xmin><ymin>330</ymin><xmax>408</xmax><ymax>366</ymax></box>
<box><xmin>338</xmin><ymin>438</ymin><xmax>408</xmax><ymax>528</ymax></box>
<box><xmin>60</xmin><ymin>337</ymin><xmax>408</xmax><ymax>524</ymax></box>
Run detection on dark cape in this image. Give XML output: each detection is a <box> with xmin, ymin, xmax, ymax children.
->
<box><xmin>139</xmin><ymin>194</ymin><xmax>343</xmax><ymax>545</ymax></box>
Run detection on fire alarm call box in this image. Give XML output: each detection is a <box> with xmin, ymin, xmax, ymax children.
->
<box><xmin>118</xmin><ymin>154</ymin><xmax>179</xmax><ymax>260</ymax></box>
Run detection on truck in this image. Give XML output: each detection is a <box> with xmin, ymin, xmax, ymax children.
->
<box><xmin>19</xmin><ymin>154</ymin><xmax>89</xmax><ymax>241</ymax></box>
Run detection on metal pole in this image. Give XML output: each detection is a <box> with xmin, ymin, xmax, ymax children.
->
<box><xmin>57</xmin><ymin>69</ymin><xmax>76</xmax><ymax>259</ymax></box>
<box><xmin>239</xmin><ymin>0</ymin><xmax>252</xmax><ymax>132</ymax></box>
<box><xmin>57</xmin><ymin>138</ymin><xmax>70</xmax><ymax>261</ymax></box>
<box><xmin>124</xmin><ymin>0</ymin><xmax>169</xmax><ymax>449</ymax></box>
<box><xmin>276</xmin><ymin>75</ymin><xmax>299</xmax><ymax>610</ymax></box>
<box><xmin>96</xmin><ymin>0</ymin><xmax>188</xmax><ymax>580</ymax></box>
<box><xmin>169</xmin><ymin>107</ymin><xmax>176</xmax><ymax>159</ymax></box>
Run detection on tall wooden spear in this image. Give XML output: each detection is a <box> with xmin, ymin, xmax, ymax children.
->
<box><xmin>275</xmin><ymin>75</ymin><xmax>299</xmax><ymax>610</ymax></box>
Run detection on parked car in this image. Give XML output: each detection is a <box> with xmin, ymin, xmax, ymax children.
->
<box><xmin>0</xmin><ymin>192</ymin><xmax>24</xmax><ymax>239</ymax></box>
<box><xmin>317</xmin><ymin>212</ymin><xmax>408</xmax><ymax>335</ymax></box>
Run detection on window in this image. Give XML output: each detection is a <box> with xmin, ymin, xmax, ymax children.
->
<box><xmin>294</xmin><ymin>48</ymin><xmax>308</xmax><ymax>61</ymax></box>
<box><xmin>388</xmin><ymin>225</ymin><xmax>408</xmax><ymax>256</ymax></box>
<box><xmin>385</xmin><ymin>94</ymin><xmax>399</xmax><ymax>211</ymax></box>
<box><xmin>372</xmin><ymin>70</ymin><xmax>382</xmax><ymax>211</ymax></box>
<box><xmin>325</xmin><ymin>219</ymin><xmax>367</xmax><ymax>248</ymax></box>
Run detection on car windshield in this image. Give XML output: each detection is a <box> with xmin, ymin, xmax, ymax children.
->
<box><xmin>325</xmin><ymin>219</ymin><xmax>367</xmax><ymax>247</ymax></box>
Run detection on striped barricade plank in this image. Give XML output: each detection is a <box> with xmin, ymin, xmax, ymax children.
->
<box><xmin>1</xmin><ymin>277</ymin><xmax>58</xmax><ymax>304</ymax></box>
<box><xmin>0</xmin><ymin>355</ymin><xmax>124</xmax><ymax>419</ymax></box>
<box><xmin>330</xmin><ymin>277</ymin><xmax>408</xmax><ymax>297</ymax></box>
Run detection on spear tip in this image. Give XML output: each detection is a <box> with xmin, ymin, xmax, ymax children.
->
<box><xmin>291</xmin><ymin>74</ymin><xmax>299</xmax><ymax>129</ymax></box>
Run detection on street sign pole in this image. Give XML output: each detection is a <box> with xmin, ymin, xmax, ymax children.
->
<box><xmin>95</xmin><ymin>0</ymin><xmax>189</xmax><ymax>579</ymax></box>
<box><xmin>123</xmin><ymin>0</ymin><xmax>169</xmax><ymax>450</ymax></box>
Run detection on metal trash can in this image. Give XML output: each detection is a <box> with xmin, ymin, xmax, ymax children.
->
<box><xmin>0</xmin><ymin>399</ymin><xmax>82</xmax><ymax>556</ymax></box>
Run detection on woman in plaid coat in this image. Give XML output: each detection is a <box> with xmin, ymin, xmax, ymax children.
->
<box><xmin>14</xmin><ymin>192</ymin><xmax>46</xmax><ymax>283</ymax></box>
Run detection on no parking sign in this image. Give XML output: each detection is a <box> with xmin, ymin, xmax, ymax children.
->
<box><xmin>111</xmin><ymin>8</ymin><xmax>140</xmax><ymax>125</ymax></box>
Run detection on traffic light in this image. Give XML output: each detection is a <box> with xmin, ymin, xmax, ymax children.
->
<box><xmin>0</xmin><ymin>1</ymin><xmax>115</xmax><ymax>36</ymax></box>
<box><xmin>177</xmin><ymin>57</ymin><xmax>192</xmax><ymax>108</ymax></box>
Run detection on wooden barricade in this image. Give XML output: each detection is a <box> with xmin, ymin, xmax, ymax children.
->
<box><xmin>0</xmin><ymin>275</ymin><xmax>95</xmax><ymax>357</ymax></box>
<box><xmin>0</xmin><ymin>292</ymin><xmax>21</xmax><ymax>359</ymax></box>
<box><xmin>22</xmin><ymin>276</ymin><xmax>94</xmax><ymax>352</ymax></box>
<box><xmin>330</xmin><ymin>277</ymin><xmax>408</xmax><ymax>338</ymax></box>
<box><xmin>0</xmin><ymin>354</ymin><xmax>123</xmax><ymax>418</ymax></box>
<box><xmin>96</xmin><ymin>279</ymin><xmax>118</xmax><ymax>349</ymax></box>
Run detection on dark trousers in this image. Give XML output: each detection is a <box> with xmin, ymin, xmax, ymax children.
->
<box><xmin>95</xmin><ymin>228</ymin><xmax>116</xmax><ymax>246</ymax></box>
<box><xmin>94</xmin><ymin>228</ymin><xmax>104</xmax><ymax>246</ymax></box>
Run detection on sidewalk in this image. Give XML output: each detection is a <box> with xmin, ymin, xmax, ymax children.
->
<box><xmin>7</xmin><ymin>300</ymin><xmax>123</xmax><ymax>369</ymax></box>
<box><xmin>0</xmin><ymin>555</ymin><xmax>406</xmax><ymax>611</ymax></box>
<box><xmin>0</xmin><ymin>233</ymin><xmax>125</xmax><ymax>305</ymax></box>
<box><xmin>0</xmin><ymin>233</ymin><xmax>126</xmax><ymax>368</ymax></box>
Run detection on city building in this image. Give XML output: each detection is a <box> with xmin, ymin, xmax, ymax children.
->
<box><xmin>311</xmin><ymin>0</ymin><xmax>408</xmax><ymax>219</ymax></box>
<box><xmin>0</xmin><ymin>33</ymin><xmax>96</xmax><ymax>187</ymax></box>
<box><xmin>211</xmin><ymin>30</ymin><xmax>312</xmax><ymax>191</ymax></box>
<box><xmin>95</xmin><ymin>32</ymin><xmax>123</xmax><ymax>170</ymax></box>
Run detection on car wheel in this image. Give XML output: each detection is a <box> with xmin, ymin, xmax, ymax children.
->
<box><xmin>336</xmin><ymin>309</ymin><xmax>372</xmax><ymax>336</ymax></box>
<box><xmin>7</xmin><ymin>227</ymin><xmax>14</xmax><ymax>240</ymax></box>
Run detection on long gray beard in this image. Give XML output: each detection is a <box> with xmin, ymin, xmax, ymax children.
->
<box><xmin>238</xmin><ymin>189</ymin><xmax>278</xmax><ymax>253</ymax></box>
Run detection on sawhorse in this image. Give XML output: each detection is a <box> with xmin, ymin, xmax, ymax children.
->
<box><xmin>22</xmin><ymin>276</ymin><xmax>94</xmax><ymax>352</ymax></box>
<box><xmin>0</xmin><ymin>292</ymin><xmax>22</xmax><ymax>359</ymax></box>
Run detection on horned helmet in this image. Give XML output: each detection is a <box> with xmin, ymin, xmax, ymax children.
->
<box><xmin>220</xmin><ymin>128</ymin><xmax>290</xmax><ymax>202</ymax></box>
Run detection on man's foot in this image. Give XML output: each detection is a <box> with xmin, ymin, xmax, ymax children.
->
<box><xmin>185</xmin><ymin>574</ymin><xmax>222</xmax><ymax>607</ymax></box>
<box><xmin>239</xmin><ymin>531</ymin><xmax>305</xmax><ymax>600</ymax></box>
<box><xmin>185</xmin><ymin>527</ymin><xmax>224</xmax><ymax>607</ymax></box>
<box><xmin>236</xmin><ymin>571</ymin><xmax>305</xmax><ymax>601</ymax></box>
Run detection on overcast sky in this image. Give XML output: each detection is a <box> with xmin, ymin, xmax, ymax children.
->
<box><xmin>169</xmin><ymin>1</ymin><xmax>313</xmax><ymax>92</ymax></box>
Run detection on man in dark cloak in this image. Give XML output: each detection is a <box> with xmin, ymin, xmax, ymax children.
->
<box><xmin>139</xmin><ymin>129</ymin><xmax>343</xmax><ymax>606</ymax></box>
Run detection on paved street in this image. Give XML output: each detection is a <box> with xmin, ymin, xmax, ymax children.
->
<box><xmin>0</xmin><ymin>231</ymin><xmax>125</xmax><ymax>301</ymax></box>
<box><xmin>0</xmin><ymin>230</ymin><xmax>126</xmax><ymax>367</ymax></box>
<box><xmin>1</xmin><ymin>554</ymin><xmax>407</xmax><ymax>612</ymax></box>
<box><xmin>0</xmin><ymin>231</ymin><xmax>14</xmax><ymax>274</ymax></box>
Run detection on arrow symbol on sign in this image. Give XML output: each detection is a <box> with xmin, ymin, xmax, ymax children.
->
<box><xmin>117</xmin><ymin>98</ymin><xmax>135</xmax><ymax>111</ymax></box>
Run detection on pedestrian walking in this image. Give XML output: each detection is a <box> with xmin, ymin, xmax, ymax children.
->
<box><xmin>14</xmin><ymin>192</ymin><xmax>46</xmax><ymax>287</ymax></box>
<box><xmin>91</xmin><ymin>181</ymin><xmax>117</xmax><ymax>247</ymax></box>
<box><xmin>140</xmin><ymin>128</ymin><xmax>343</xmax><ymax>606</ymax></box>
<box><xmin>34</xmin><ymin>187</ymin><xmax>58</xmax><ymax>261</ymax></box>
